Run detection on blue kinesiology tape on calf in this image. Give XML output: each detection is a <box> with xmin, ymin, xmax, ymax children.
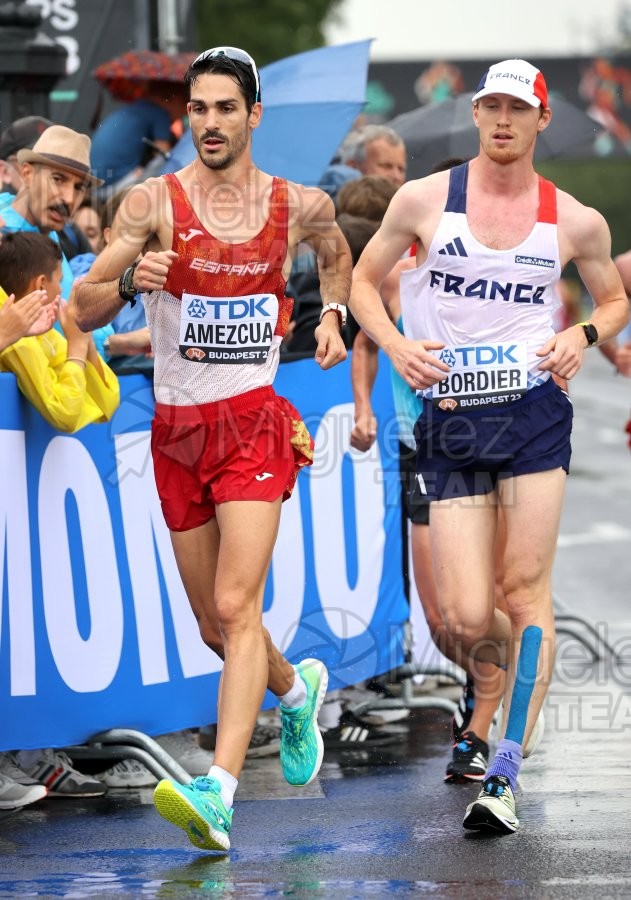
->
<box><xmin>505</xmin><ymin>625</ymin><xmax>543</xmax><ymax>745</ymax></box>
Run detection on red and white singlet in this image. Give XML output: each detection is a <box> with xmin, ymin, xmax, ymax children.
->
<box><xmin>144</xmin><ymin>174</ymin><xmax>293</xmax><ymax>405</ymax></box>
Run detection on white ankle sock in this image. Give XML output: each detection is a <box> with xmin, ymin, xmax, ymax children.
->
<box><xmin>207</xmin><ymin>765</ymin><xmax>238</xmax><ymax>810</ymax></box>
<box><xmin>279</xmin><ymin>669</ymin><xmax>308</xmax><ymax>709</ymax></box>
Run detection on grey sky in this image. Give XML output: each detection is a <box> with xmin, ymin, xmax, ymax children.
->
<box><xmin>325</xmin><ymin>0</ymin><xmax>628</xmax><ymax>60</ymax></box>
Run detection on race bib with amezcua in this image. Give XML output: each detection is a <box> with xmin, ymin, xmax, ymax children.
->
<box><xmin>179</xmin><ymin>292</ymin><xmax>279</xmax><ymax>364</ymax></box>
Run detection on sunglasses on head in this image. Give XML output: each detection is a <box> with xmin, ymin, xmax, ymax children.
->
<box><xmin>193</xmin><ymin>46</ymin><xmax>260</xmax><ymax>101</ymax></box>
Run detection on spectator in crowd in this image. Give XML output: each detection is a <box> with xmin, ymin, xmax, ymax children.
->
<box><xmin>90</xmin><ymin>82</ymin><xmax>187</xmax><ymax>190</ymax></box>
<box><xmin>69</xmin><ymin>189</ymin><xmax>154</xmax><ymax>376</ymax></box>
<box><xmin>0</xmin><ymin>115</ymin><xmax>52</xmax><ymax>195</ymax></box>
<box><xmin>336</xmin><ymin>174</ymin><xmax>397</xmax><ymax>220</ymax></box>
<box><xmin>0</xmin><ymin>232</ymin><xmax>119</xmax><ymax>434</ymax></box>
<box><xmin>340</xmin><ymin>125</ymin><xmax>407</xmax><ymax>189</ymax></box>
<box><xmin>287</xmin><ymin>176</ymin><xmax>397</xmax><ymax>354</ymax></box>
<box><xmin>73</xmin><ymin>197</ymin><xmax>102</xmax><ymax>253</ymax></box>
<box><xmin>0</xmin><ymin>124</ymin><xmax>114</xmax><ymax>357</ymax></box>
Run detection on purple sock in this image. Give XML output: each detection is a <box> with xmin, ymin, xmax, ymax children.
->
<box><xmin>485</xmin><ymin>739</ymin><xmax>523</xmax><ymax>791</ymax></box>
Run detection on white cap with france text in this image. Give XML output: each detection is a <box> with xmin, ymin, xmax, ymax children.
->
<box><xmin>472</xmin><ymin>59</ymin><xmax>548</xmax><ymax>108</ymax></box>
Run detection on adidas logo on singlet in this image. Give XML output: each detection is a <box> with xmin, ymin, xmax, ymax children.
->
<box><xmin>437</xmin><ymin>236</ymin><xmax>468</xmax><ymax>257</ymax></box>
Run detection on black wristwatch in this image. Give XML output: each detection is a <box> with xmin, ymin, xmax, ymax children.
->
<box><xmin>578</xmin><ymin>321</ymin><xmax>598</xmax><ymax>347</ymax></box>
<box><xmin>118</xmin><ymin>262</ymin><xmax>138</xmax><ymax>306</ymax></box>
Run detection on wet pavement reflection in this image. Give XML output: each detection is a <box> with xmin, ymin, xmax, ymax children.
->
<box><xmin>2</xmin><ymin>674</ymin><xmax>631</xmax><ymax>898</ymax></box>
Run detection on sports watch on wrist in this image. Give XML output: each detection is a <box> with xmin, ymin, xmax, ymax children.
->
<box><xmin>319</xmin><ymin>302</ymin><xmax>347</xmax><ymax>328</ymax></box>
<box><xmin>578</xmin><ymin>321</ymin><xmax>598</xmax><ymax>347</ymax></box>
<box><xmin>118</xmin><ymin>262</ymin><xmax>138</xmax><ymax>306</ymax></box>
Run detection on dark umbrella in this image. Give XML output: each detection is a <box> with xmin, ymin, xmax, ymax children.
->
<box><xmin>92</xmin><ymin>50</ymin><xmax>197</xmax><ymax>102</ymax></box>
<box><xmin>389</xmin><ymin>92</ymin><xmax>604</xmax><ymax>179</ymax></box>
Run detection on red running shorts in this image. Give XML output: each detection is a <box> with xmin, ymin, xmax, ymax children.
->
<box><xmin>151</xmin><ymin>385</ymin><xmax>314</xmax><ymax>532</ymax></box>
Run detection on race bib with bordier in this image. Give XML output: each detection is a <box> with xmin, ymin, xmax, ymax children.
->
<box><xmin>432</xmin><ymin>341</ymin><xmax>528</xmax><ymax>411</ymax></box>
<box><xmin>179</xmin><ymin>292</ymin><xmax>279</xmax><ymax>364</ymax></box>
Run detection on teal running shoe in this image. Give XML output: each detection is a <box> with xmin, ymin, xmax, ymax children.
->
<box><xmin>280</xmin><ymin>658</ymin><xmax>328</xmax><ymax>786</ymax></box>
<box><xmin>153</xmin><ymin>776</ymin><xmax>232</xmax><ymax>852</ymax></box>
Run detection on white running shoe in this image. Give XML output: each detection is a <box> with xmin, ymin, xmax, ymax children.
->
<box><xmin>463</xmin><ymin>775</ymin><xmax>519</xmax><ymax>834</ymax></box>
<box><xmin>154</xmin><ymin>730</ymin><xmax>214</xmax><ymax>776</ymax></box>
<box><xmin>96</xmin><ymin>759</ymin><xmax>158</xmax><ymax>788</ymax></box>
<box><xmin>0</xmin><ymin>772</ymin><xmax>47</xmax><ymax>810</ymax></box>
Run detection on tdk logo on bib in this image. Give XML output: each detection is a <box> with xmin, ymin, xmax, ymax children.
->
<box><xmin>185</xmin><ymin>297</ymin><xmax>272</xmax><ymax>319</ymax></box>
<box><xmin>453</xmin><ymin>345</ymin><xmax>520</xmax><ymax>365</ymax></box>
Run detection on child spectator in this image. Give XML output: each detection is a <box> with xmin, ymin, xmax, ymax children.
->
<box><xmin>0</xmin><ymin>231</ymin><xmax>119</xmax><ymax>433</ymax></box>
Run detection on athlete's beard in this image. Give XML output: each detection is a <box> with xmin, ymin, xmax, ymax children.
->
<box><xmin>193</xmin><ymin>124</ymin><xmax>249</xmax><ymax>171</ymax></box>
<box><xmin>484</xmin><ymin>145</ymin><xmax>521</xmax><ymax>165</ymax></box>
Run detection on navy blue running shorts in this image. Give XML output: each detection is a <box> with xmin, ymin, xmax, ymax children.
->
<box><xmin>414</xmin><ymin>379</ymin><xmax>573</xmax><ymax>501</ymax></box>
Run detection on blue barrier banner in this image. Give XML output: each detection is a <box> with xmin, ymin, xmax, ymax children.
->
<box><xmin>0</xmin><ymin>356</ymin><xmax>408</xmax><ymax>750</ymax></box>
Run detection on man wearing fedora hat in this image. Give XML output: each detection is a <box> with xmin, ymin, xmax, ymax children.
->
<box><xmin>0</xmin><ymin>124</ymin><xmax>113</xmax><ymax>356</ymax></box>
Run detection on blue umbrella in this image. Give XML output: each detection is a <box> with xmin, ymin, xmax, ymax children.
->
<box><xmin>162</xmin><ymin>40</ymin><xmax>372</xmax><ymax>185</ymax></box>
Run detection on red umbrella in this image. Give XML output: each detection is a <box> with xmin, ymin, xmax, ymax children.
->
<box><xmin>92</xmin><ymin>50</ymin><xmax>197</xmax><ymax>102</ymax></box>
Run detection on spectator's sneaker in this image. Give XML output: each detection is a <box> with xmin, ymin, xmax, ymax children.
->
<box><xmin>343</xmin><ymin>684</ymin><xmax>410</xmax><ymax>725</ymax></box>
<box><xmin>154</xmin><ymin>776</ymin><xmax>232</xmax><ymax>852</ymax></box>
<box><xmin>322</xmin><ymin>711</ymin><xmax>402</xmax><ymax>750</ymax></box>
<box><xmin>22</xmin><ymin>750</ymin><xmax>107</xmax><ymax>797</ymax></box>
<box><xmin>451</xmin><ymin>677</ymin><xmax>475</xmax><ymax>742</ymax></box>
<box><xmin>0</xmin><ymin>752</ymin><xmax>43</xmax><ymax>787</ymax></box>
<box><xmin>463</xmin><ymin>775</ymin><xmax>519</xmax><ymax>834</ymax></box>
<box><xmin>96</xmin><ymin>759</ymin><xmax>158</xmax><ymax>788</ymax></box>
<box><xmin>246</xmin><ymin>724</ymin><xmax>281</xmax><ymax>758</ymax></box>
<box><xmin>0</xmin><ymin>772</ymin><xmax>47</xmax><ymax>810</ymax></box>
<box><xmin>154</xmin><ymin>730</ymin><xmax>214</xmax><ymax>776</ymax></box>
<box><xmin>280</xmin><ymin>658</ymin><xmax>328</xmax><ymax>786</ymax></box>
<box><xmin>523</xmin><ymin>708</ymin><xmax>545</xmax><ymax>759</ymax></box>
<box><xmin>445</xmin><ymin>731</ymin><xmax>489</xmax><ymax>783</ymax></box>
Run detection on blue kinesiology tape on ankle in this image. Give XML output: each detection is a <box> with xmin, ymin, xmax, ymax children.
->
<box><xmin>505</xmin><ymin>624</ymin><xmax>543</xmax><ymax>745</ymax></box>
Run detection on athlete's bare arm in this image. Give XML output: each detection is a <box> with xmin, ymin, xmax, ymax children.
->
<box><xmin>291</xmin><ymin>186</ymin><xmax>351</xmax><ymax>369</ymax></box>
<box><xmin>350</xmin><ymin>329</ymin><xmax>379</xmax><ymax>451</ymax></box>
<box><xmin>74</xmin><ymin>179</ymin><xmax>176</xmax><ymax>331</ymax></box>
<box><xmin>351</xmin><ymin>181</ymin><xmax>451</xmax><ymax>390</ymax></box>
<box><xmin>537</xmin><ymin>194</ymin><xmax>629</xmax><ymax>379</ymax></box>
<box><xmin>350</xmin><ymin>257</ymin><xmax>415</xmax><ymax>451</ymax></box>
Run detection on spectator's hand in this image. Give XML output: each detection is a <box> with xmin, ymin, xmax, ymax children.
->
<box><xmin>314</xmin><ymin>314</ymin><xmax>347</xmax><ymax>370</ymax></box>
<box><xmin>615</xmin><ymin>341</ymin><xmax>631</xmax><ymax>377</ymax></box>
<box><xmin>59</xmin><ymin>297</ymin><xmax>91</xmax><ymax>356</ymax></box>
<box><xmin>389</xmin><ymin>337</ymin><xmax>449</xmax><ymax>391</ymax></box>
<box><xmin>112</xmin><ymin>327</ymin><xmax>153</xmax><ymax>357</ymax></box>
<box><xmin>350</xmin><ymin>408</ymin><xmax>377</xmax><ymax>452</ymax></box>
<box><xmin>134</xmin><ymin>250</ymin><xmax>178</xmax><ymax>292</ymax></box>
<box><xmin>0</xmin><ymin>290</ymin><xmax>51</xmax><ymax>349</ymax></box>
<box><xmin>537</xmin><ymin>325</ymin><xmax>586</xmax><ymax>379</ymax></box>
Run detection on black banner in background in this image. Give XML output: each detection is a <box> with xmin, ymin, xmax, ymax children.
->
<box><xmin>367</xmin><ymin>55</ymin><xmax>631</xmax><ymax>159</ymax></box>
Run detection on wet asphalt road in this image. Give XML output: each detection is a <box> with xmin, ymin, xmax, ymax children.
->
<box><xmin>1</xmin><ymin>352</ymin><xmax>630</xmax><ymax>899</ymax></box>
